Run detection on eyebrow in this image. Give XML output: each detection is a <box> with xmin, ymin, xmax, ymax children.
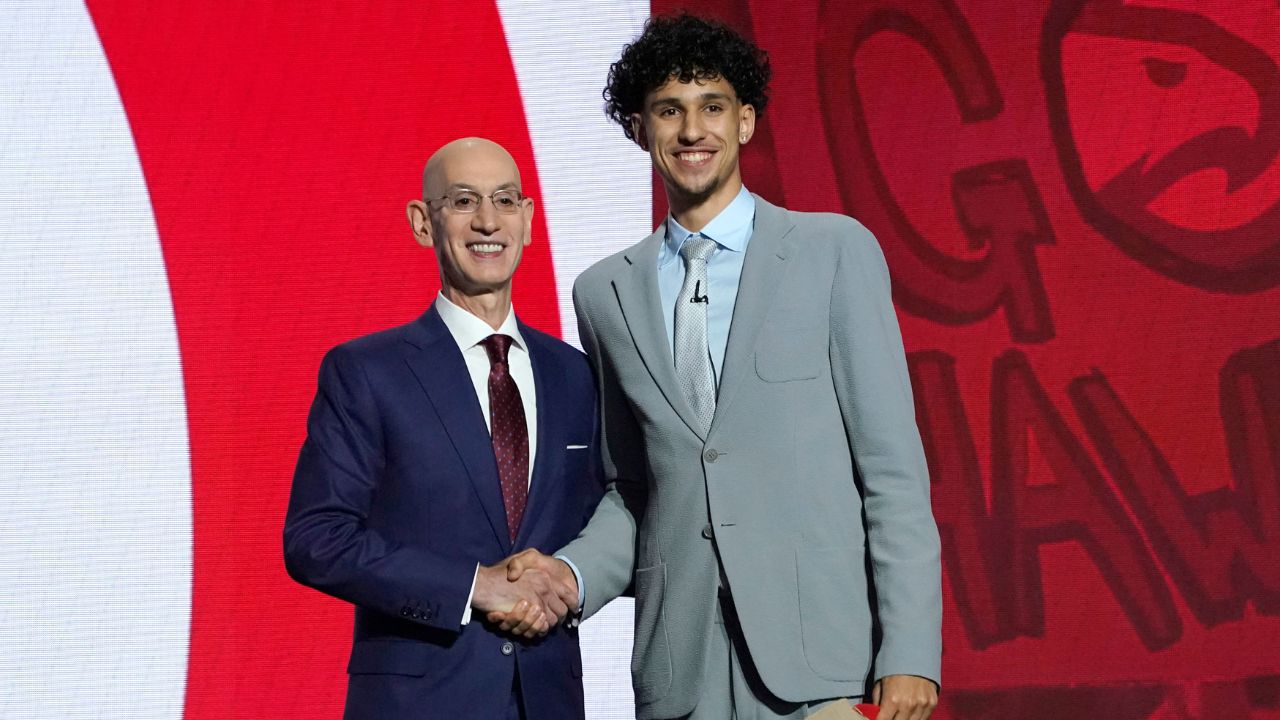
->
<box><xmin>649</xmin><ymin>92</ymin><xmax>734</xmax><ymax>108</ymax></box>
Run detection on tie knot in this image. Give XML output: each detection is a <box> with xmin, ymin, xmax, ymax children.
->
<box><xmin>481</xmin><ymin>334</ymin><xmax>514</xmax><ymax>365</ymax></box>
<box><xmin>680</xmin><ymin>235</ymin><xmax>718</xmax><ymax>265</ymax></box>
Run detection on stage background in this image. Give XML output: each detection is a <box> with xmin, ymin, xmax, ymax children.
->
<box><xmin>2</xmin><ymin>1</ymin><xmax>1278</xmax><ymax>718</ymax></box>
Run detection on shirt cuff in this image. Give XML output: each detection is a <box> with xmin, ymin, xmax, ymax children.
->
<box><xmin>460</xmin><ymin>563</ymin><xmax>479</xmax><ymax>625</ymax></box>
<box><xmin>555</xmin><ymin>554</ymin><xmax>586</xmax><ymax>612</ymax></box>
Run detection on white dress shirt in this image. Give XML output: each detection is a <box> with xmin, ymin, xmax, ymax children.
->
<box><xmin>434</xmin><ymin>292</ymin><xmax>537</xmax><ymax>624</ymax></box>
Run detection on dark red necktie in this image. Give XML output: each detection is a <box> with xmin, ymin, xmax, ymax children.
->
<box><xmin>481</xmin><ymin>334</ymin><xmax>528</xmax><ymax>542</ymax></box>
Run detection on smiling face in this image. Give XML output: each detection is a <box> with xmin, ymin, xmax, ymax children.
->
<box><xmin>407</xmin><ymin>139</ymin><xmax>533</xmax><ymax>306</ymax></box>
<box><xmin>633</xmin><ymin>75</ymin><xmax>755</xmax><ymax>225</ymax></box>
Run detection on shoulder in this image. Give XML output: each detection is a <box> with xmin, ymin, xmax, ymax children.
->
<box><xmin>760</xmin><ymin>205</ymin><xmax>886</xmax><ymax>281</ymax></box>
<box><xmin>751</xmin><ymin>194</ymin><xmax>881</xmax><ymax>259</ymax></box>
<box><xmin>319</xmin><ymin>318</ymin><xmax>420</xmax><ymax>374</ymax></box>
<box><xmin>573</xmin><ymin>251</ymin><xmax>627</xmax><ymax>292</ymax></box>
<box><xmin>334</xmin><ymin>320</ymin><xmax>416</xmax><ymax>356</ymax></box>
<box><xmin>572</xmin><ymin>235</ymin><xmax>651</xmax><ymax>296</ymax></box>
<box><xmin>784</xmin><ymin>208</ymin><xmax>879</xmax><ymax>255</ymax></box>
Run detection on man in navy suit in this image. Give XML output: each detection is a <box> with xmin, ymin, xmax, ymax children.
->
<box><xmin>284</xmin><ymin>137</ymin><xmax>601</xmax><ymax>720</ymax></box>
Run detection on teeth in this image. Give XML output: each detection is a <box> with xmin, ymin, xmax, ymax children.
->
<box><xmin>470</xmin><ymin>243</ymin><xmax>503</xmax><ymax>253</ymax></box>
<box><xmin>679</xmin><ymin>152</ymin><xmax>710</xmax><ymax>163</ymax></box>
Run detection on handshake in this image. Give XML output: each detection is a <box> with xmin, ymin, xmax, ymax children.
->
<box><xmin>471</xmin><ymin>549</ymin><xmax>579</xmax><ymax>639</ymax></box>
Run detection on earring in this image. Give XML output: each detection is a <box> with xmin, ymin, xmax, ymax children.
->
<box><xmin>740</xmin><ymin>135</ymin><xmax>748</xmax><ymax>142</ymax></box>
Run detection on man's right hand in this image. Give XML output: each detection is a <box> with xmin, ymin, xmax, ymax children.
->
<box><xmin>486</xmin><ymin>549</ymin><xmax>580</xmax><ymax>634</ymax></box>
<box><xmin>471</xmin><ymin>560</ymin><xmax>569</xmax><ymax>638</ymax></box>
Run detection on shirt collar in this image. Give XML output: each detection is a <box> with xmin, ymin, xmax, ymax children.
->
<box><xmin>434</xmin><ymin>291</ymin><xmax>526</xmax><ymax>354</ymax></box>
<box><xmin>661</xmin><ymin>186</ymin><xmax>755</xmax><ymax>266</ymax></box>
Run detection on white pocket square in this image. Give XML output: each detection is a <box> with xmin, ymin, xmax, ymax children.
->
<box><xmin>565</xmin><ymin>444</ymin><xmax>589</xmax><ymax>450</ymax></box>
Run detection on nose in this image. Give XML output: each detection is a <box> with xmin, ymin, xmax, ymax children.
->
<box><xmin>470</xmin><ymin>196</ymin><xmax>500</xmax><ymax>233</ymax></box>
<box><xmin>678</xmin><ymin>112</ymin><xmax>704</xmax><ymax>144</ymax></box>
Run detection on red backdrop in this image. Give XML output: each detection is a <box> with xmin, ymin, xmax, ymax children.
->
<box><xmin>78</xmin><ymin>1</ymin><xmax>1280</xmax><ymax>717</ymax></box>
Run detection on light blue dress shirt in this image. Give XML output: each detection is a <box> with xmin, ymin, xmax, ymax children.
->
<box><xmin>658</xmin><ymin>186</ymin><xmax>756</xmax><ymax>383</ymax></box>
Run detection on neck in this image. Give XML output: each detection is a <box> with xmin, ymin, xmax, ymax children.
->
<box><xmin>441</xmin><ymin>285</ymin><xmax>512</xmax><ymax>330</ymax></box>
<box><xmin>667</xmin><ymin>175</ymin><xmax>742</xmax><ymax>232</ymax></box>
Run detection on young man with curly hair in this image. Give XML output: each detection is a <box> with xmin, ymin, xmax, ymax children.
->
<box><xmin>503</xmin><ymin>13</ymin><xmax>942</xmax><ymax>720</ymax></box>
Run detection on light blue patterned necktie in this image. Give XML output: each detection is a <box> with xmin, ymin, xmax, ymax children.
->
<box><xmin>673</xmin><ymin>235</ymin><xmax>718</xmax><ymax>434</ymax></box>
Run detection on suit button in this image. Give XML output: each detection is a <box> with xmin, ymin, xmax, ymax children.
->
<box><xmin>704</xmin><ymin>449</ymin><xmax>719</xmax><ymax>463</ymax></box>
<box><xmin>701</xmin><ymin>524</ymin><xmax>713</xmax><ymax>540</ymax></box>
<box><xmin>501</xmin><ymin>641</ymin><xmax>514</xmax><ymax>656</ymax></box>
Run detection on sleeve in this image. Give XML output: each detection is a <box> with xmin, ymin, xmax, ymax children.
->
<box><xmin>830</xmin><ymin>225</ymin><xmax>943</xmax><ymax>686</ymax></box>
<box><xmin>282</xmin><ymin>345</ymin><xmax>476</xmax><ymax>632</ymax></box>
<box><xmin>555</xmin><ymin>280</ymin><xmax>648</xmax><ymax>619</ymax></box>
<box><xmin>555</xmin><ymin>554</ymin><xmax>587</xmax><ymax>611</ymax></box>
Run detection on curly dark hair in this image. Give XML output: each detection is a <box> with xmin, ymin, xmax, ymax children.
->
<box><xmin>604</xmin><ymin>12</ymin><xmax>771</xmax><ymax>141</ymax></box>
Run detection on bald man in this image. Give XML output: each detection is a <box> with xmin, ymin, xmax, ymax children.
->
<box><xmin>284</xmin><ymin>138</ymin><xmax>602</xmax><ymax>720</ymax></box>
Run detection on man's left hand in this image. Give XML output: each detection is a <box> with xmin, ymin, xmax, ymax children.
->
<box><xmin>873</xmin><ymin>674</ymin><xmax>938</xmax><ymax>720</ymax></box>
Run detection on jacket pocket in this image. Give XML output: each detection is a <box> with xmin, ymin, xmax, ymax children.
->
<box><xmin>755</xmin><ymin>350</ymin><xmax>821</xmax><ymax>382</ymax></box>
<box><xmin>795</xmin><ymin>544</ymin><xmax>870</xmax><ymax>680</ymax></box>
<box><xmin>630</xmin><ymin>563</ymin><xmax>673</xmax><ymax>703</ymax></box>
<box><xmin>562</xmin><ymin>444</ymin><xmax>589</xmax><ymax>481</ymax></box>
<box><xmin>347</xmin><ymin>639</ymin><xmax>431</xmax><ymax>677</ymax></box>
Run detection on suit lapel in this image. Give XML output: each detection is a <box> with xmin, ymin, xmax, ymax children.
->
<box><xmin>513</xmin><ymin>324</ymin><xmax>558</xmax><ymax>549</ymax></box>
<box><xmin>710</xmin><ymin>196</ymin><xmax>794</xmax><ymax>436</ymax></box>
<box><xmin>402</xmin><ymin>308</ymin><xmax>511</xmax><ymax>554</ymax></box>
<box><xmin>612</xmin><ymin>229</ymin><xmax>709</xmax><ymax>439</ymax></box>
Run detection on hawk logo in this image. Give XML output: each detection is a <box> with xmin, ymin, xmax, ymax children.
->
<box><xmin>1044</xmin><ymin>0</ymin><xmax>1280</xmax><ymax>292</ymax></box>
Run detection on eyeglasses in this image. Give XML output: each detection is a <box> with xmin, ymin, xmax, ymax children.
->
<box><xmin>426</xmin><ymin>189</ymin><xmax>525</xmax><ymax>214</ymax></box>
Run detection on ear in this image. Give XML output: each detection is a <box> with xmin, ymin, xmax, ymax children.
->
<box><xmin>521</xmin><ymin>196</ymin><xmax>535</xmax><ymax>247</ymax></box>
<box><xmin>406</xmin><ymin>200</ymin><xmax>433</xmax><ymax>248</ymax></box>
<box><xmin>738</xmin><ymin>103</ymin><xmax>757</xmax><ymax>144</ymax></box>
<box><xmin>630</xmin><ymin>113</ymin><xmax>648</xmax><ymax>151</ymax></box>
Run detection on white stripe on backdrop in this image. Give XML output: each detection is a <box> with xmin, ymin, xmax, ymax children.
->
<box><xmin>497</xmin><ymin>2</ymin><xmax>652</xmax><ymax>718</ymax></box>
<box><xmin>497</xmin><ymin>0</ymin><xmax>654</xmax><ymax>350</ymax></box>
<box><xmin>0</xmin><ymin>2</ymin><xmax>193</xmax><ymax>719</ymax></box>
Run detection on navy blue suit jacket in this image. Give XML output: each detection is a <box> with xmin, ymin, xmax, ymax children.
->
<box><xmin>284</xmin><ymin>307</ymin><xmax>603</xmax><ymax>720</ymax></box>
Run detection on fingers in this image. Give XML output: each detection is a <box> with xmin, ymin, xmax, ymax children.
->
<box><xmin>524</xmin><ymin>568</ymin><xmax>571</xmax><ymax>621</ymax></box>
<box><xmin>505</xmin><ymin>548</ymin><xmax>545</xmax><ymax>581</ymax></box>
<box><xmin>508</xmin><ymin>569</ymin><xmax>569</xmax><ymax>626</ymax></box>
<box><xmin>497</xmin><ymin>597</ymin><xmax>538</xmax><ymax>632</ymax></box>
<box><xmin>492</xmin><ymin>573</ymin><xmax>556</xmax><ymax>637</ymax></box>
<box><xmin>537</xmin><ymin>584</ymin><xmax>570</xmax><ymax>622</ymax></box>
<box><xmin>500</xmin><ymin>600</ymin><xmax>549</xmax><ymax>638</ymax></box>
<box><xmin>505</xmin><ymin>555</ymin><xmax>526</xmax><ymax>582</ymax></box>
<box><xmin>880</xmin><ymin>700</ymin><xmax>935</xmax><ymax>720</ymax></box>
<box><xmin>501</xmin><ymin>545</ymin><xmax>537</xmax><ymax>579</ymax></box>
<box><xmin>496</xmin><ymin>601</ymin><xmax>529</xmax><ymax>632</ymax></box>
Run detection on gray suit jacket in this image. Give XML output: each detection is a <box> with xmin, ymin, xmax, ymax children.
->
<box><xmin>561</xmin><ymin>196</ymin><xmax>942</xmax><ymax>719</ymax></box>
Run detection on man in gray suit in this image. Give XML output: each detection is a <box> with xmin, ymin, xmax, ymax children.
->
<box><xmin>499</xmin><ymin>13</ymin><xmax>941</xmax><ymax>720</ymax></box>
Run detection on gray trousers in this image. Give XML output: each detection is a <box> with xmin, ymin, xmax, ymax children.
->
<box><xmin>678</xmin><ymin>593</ymin><xmax>832</xmax><ymax>720</ymax></box>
